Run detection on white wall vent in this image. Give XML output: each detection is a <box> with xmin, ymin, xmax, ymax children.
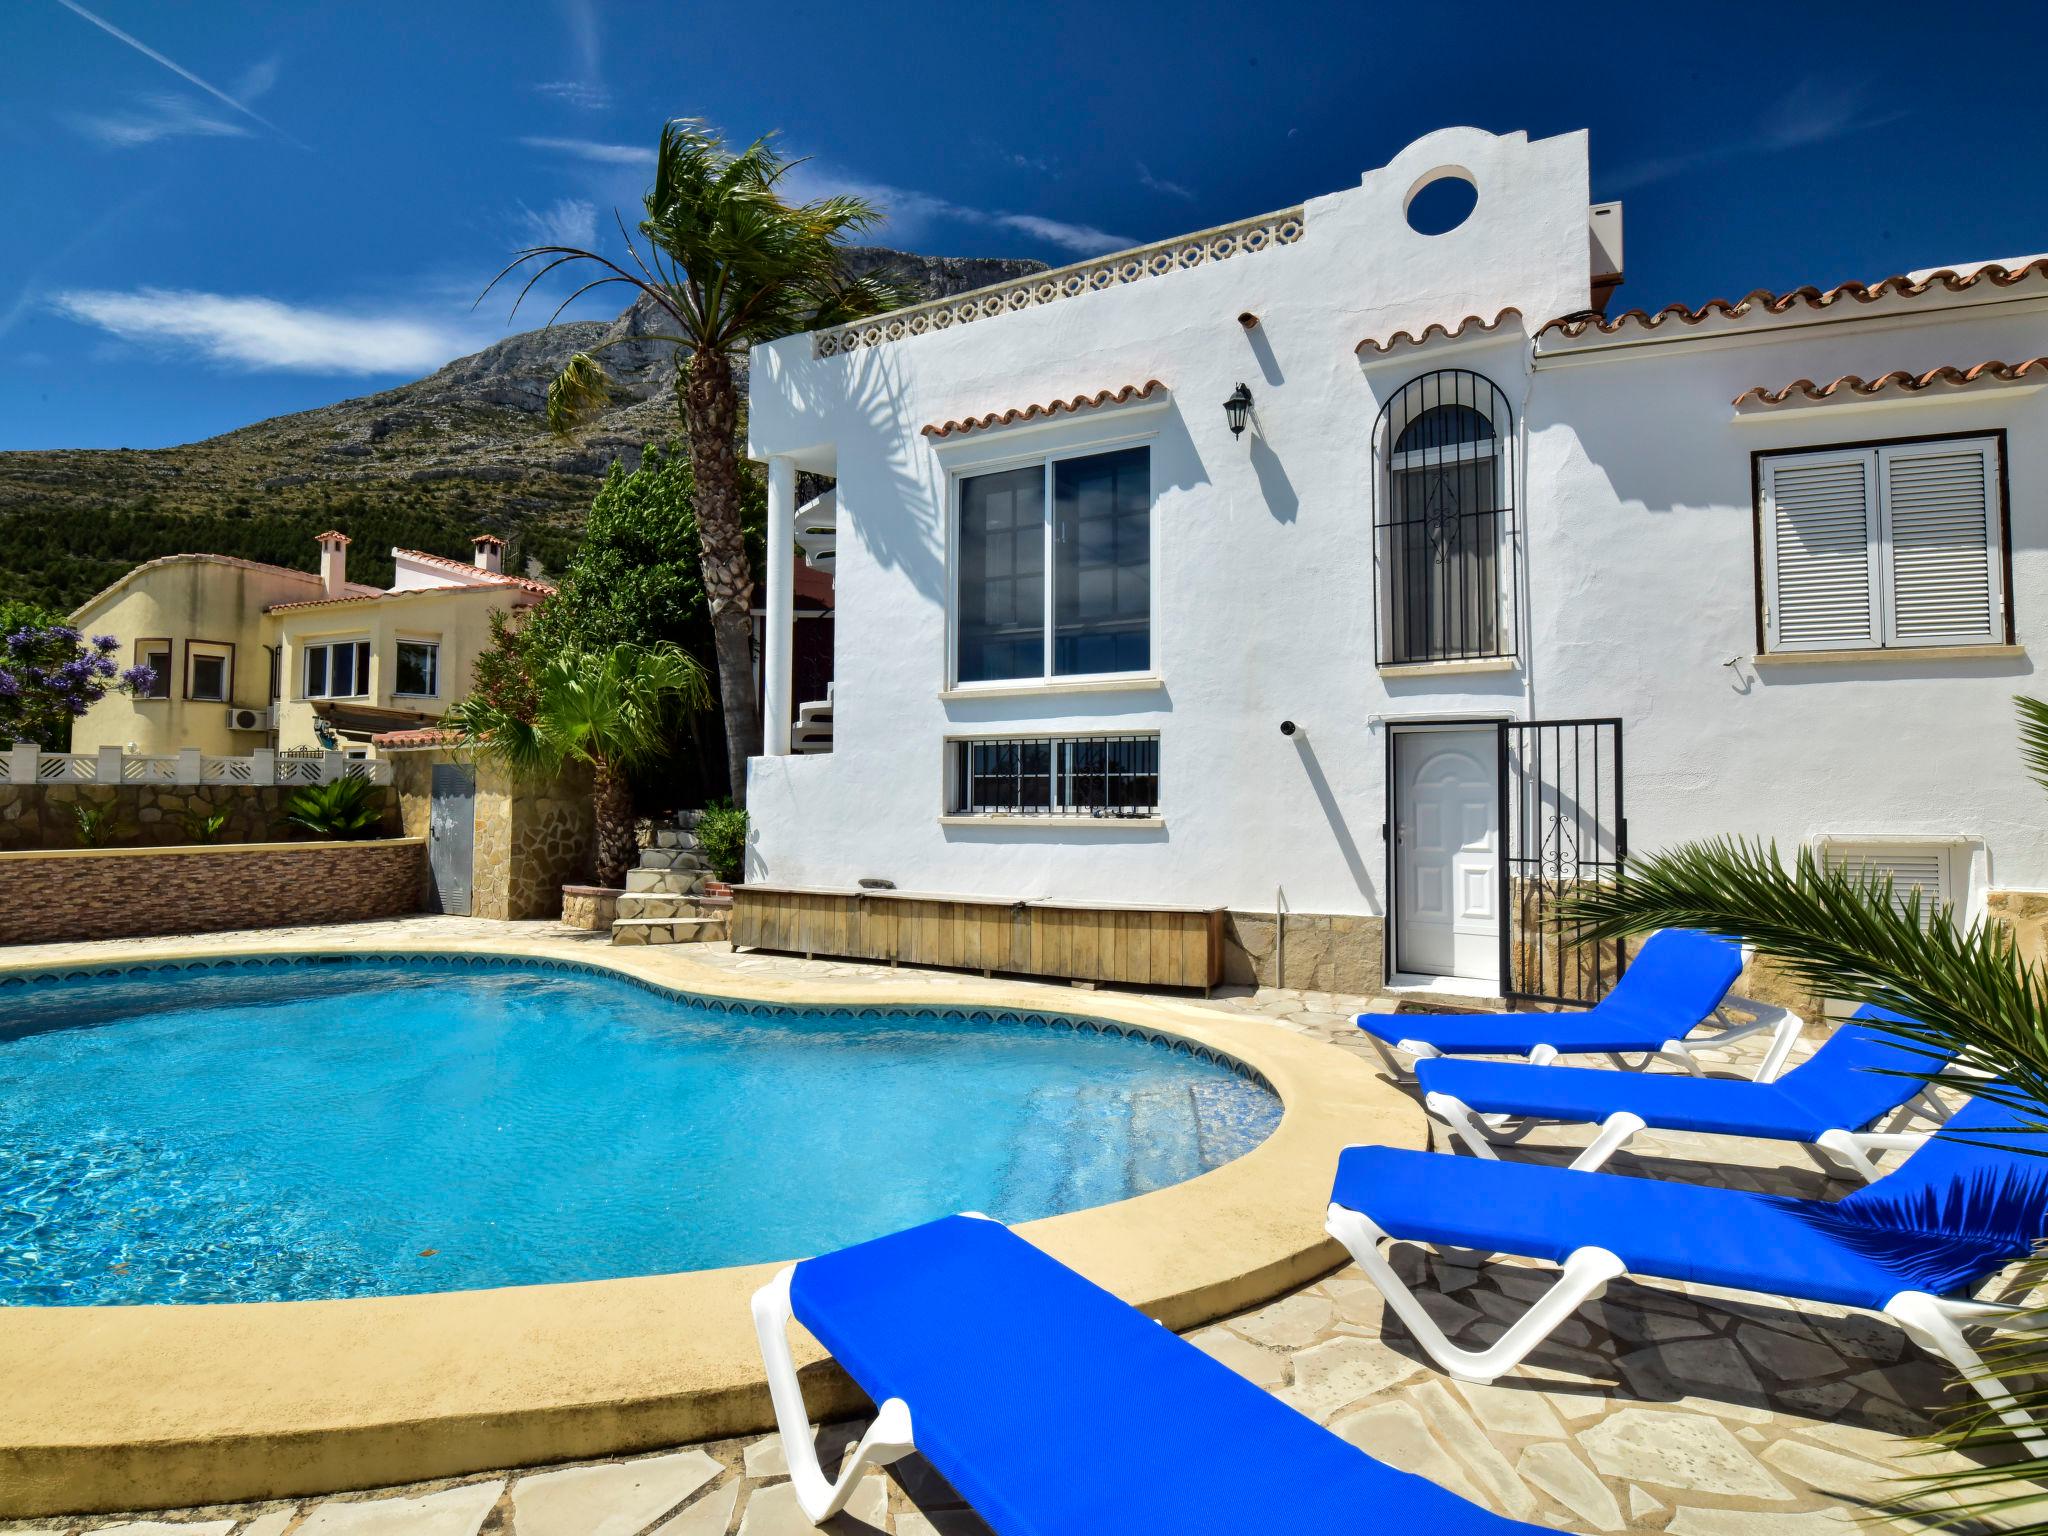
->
<box><xmin>227</xmin><ymin>706</ymin><xmax>267</xmax><ymax>732</ymax></box>
<box><xmin>1817</xmin><ymin>837</ymin><xmax>1962</xmax><ymax>1016</ymax></box>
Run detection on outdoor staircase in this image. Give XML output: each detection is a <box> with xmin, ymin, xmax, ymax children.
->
<box><xmin>609</xmin><ymin>812</ymin><xmax>732</xmax><ymax>946</ymax></box>
<box><xmin>792</xmin><ymin>685</ymin><xmax>834</xmax><ymax>754</ymax></box>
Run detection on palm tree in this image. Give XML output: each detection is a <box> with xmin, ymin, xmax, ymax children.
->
<box><xmin>483</xmin><ymin>119</ymin><xmax>912</xmax><ymax>806</ymax></box>
<box><xmin>450</xmin><ymin>642</ymin><xmax>710</xmax><ymax>886</ymax></box>
<box><xmin>1559</xmin><ymin>699</ymin><xmax>2048</xmax><ymax>1529</ymax></box>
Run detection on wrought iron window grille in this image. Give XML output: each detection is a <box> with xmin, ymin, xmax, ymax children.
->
<box><xmin>949</xmin><ymin>735</ymin><xmax>1160</xmax><ymax>818</ymax></box>
<box><xmin>1371</xmin><ymin>370</ymin><xmax>1519</xmax><ymax>665</ymax></box>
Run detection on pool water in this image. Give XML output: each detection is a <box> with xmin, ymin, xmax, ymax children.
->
<box><xmin>0</xmin><ymin>958</ymin><xmax>1279</xmax><ymax>1305</ymax></box>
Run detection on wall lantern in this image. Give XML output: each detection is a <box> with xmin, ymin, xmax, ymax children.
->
<box><xmin>1224</xmin><ymin>382</ymin><xmax>1254</xmax><ymax>438</ymax></box>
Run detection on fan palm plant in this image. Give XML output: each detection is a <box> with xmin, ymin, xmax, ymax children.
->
<box><xmin>482</xmin><ymin>119</ymin><xmax>914</xmax><ymax>806</ymax></box>
<box><xmin>450</xmin><ymin>642</ymin><xmax>709</xmax><ymax>886</ymax></box>
<box><xmin>1558</xmin><ymin>697</ymin><xmax>2048</xmax><ymax>1528</ymax></box>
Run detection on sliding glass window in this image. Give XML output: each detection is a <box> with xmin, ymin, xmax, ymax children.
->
<box><xmin>955</xmin><ymin>445</ymin><xmax>1151</xmax><ymax>684</ymax></box>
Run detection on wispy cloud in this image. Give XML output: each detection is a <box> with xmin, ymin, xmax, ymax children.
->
<box><xmin>516</xmin><ymin>197</ymin><xmax>599</xmax><ymax>249</ymax></box>
<box><xmin>1136</xmin><ymin>162</ymin><xmax>1193</xmax><ymax>200</ymax></box>
<box><xmin>787</xmin><ymin>162</ymin><xmax>1133</xmax><ymax>257</ymax></box>
<box><xmin>534</xmin><ymin>80</ymin><xmax>609</xmax><ymax>110</ymax></box>
<box><xmin>51</xmin><ymin>289</ymin><xmax>486</xmax><ymax>374</ymax></box>
<box><xmin>534</xmin><ymin>0</ymin><xmax>607</xmax><ymax>109</ymax></box>
<box><xmin>67</xmin><ymin>93</ymin><xmax>248</xmax><ymax>148</ymax></box>
<box><xmin>519</xmin><ymin>134</ymin><xmax>655</xmax><ymax>166</ymax></box>
<box><xmin>1606</xmin><ymin>77</ymin><xmax>1903</xmax><ymax>193</ymax></box>
<box><xmin>51</xmin><ymin>0</ymin><xmax>303</xmax><ymax>148</ymax></box>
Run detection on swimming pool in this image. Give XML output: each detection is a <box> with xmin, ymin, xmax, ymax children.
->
<box><xmin>0</xmin><ymin>955</ymin><xmax>1280</xmax><ymax>1305</ymax></box>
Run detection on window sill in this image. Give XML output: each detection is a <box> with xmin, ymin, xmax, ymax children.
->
<box><xmin>940</xmin><ymin>675</ymin><xmax>1166</xmax><ymax>702</ymax></box>
<box><xmin>1377</xmin><ymin>656</ymin><xmax>1520</xmax><ymax>679</ymax></box>
<box><xmin>1753</xmin><ymin>644</ymin><xmax>2025</xmax><ymax>668</ymax></box>
<box><xmin>939</xmin><ymin>814</ymin><xmax>1165</xmax><ymax>830</ymax></box>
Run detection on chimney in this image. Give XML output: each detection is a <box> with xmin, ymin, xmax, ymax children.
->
<box><xmin>472</xmin><ymin>534</ymin><xmax>506</xmax><ymax>575</ymax></box>
<box><xmin>316</xmin><ymin>530</ymin><xmax>351</xmax><ymax>597</ymax></box>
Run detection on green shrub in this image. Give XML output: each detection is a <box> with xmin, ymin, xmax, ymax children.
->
<box><xmin>694</xmin><ymin>800</ymin><xmax>747</xmax><ymax>883</ymax></box>
<box><xmin>180</xmin><ymin>806</ymin><xmax>231</xmax><ymax>844</ymax></box>
<box><xmin>72</xmin><ymin>801</ymin><xmax>121</xmax><ymax>848</ymax></box>
<box><xmin>285</xmin><ymin>776</ymin><xmax>385</xmax><ymax>840</ymax></box>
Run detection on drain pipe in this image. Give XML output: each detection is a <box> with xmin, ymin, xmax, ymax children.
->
<box><xmin>1274</xmin><ymin>884</ymin><xmax>1289</xmax><ymax>991</ymax></box>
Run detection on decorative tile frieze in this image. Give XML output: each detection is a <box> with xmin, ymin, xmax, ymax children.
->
<box><xmin>813</xmin><ymin>208</ymin><xmax>1307</xmax><ymax>358</ymax></box>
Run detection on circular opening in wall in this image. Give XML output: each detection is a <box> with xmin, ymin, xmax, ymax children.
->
<box><xmin>1404</xmin><ymin>171</ymin><xmax>1478</xmax><ymax>236</ymax></box>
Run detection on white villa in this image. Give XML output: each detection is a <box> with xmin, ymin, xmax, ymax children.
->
<box><xmin>742</xmin><ymin>125</ymin><xmax>2047</xmax><ymax>1000</ymax></box>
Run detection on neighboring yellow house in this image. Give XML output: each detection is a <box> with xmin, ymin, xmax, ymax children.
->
<box><xmin>71</xmin><ymin>532</ymin><xmax>551</xmax><ymax>755</ymax></box>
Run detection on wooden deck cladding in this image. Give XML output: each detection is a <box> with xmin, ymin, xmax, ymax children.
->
<box><xmin>731</xmin><ymin>885</ymin><xmax>1226</xmax><ymax>992</ymax></box>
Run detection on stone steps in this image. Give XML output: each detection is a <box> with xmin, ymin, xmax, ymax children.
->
<box><xmin>611</xmin><ymin>914</ymin><xmax>730</xmax><ymax>946</ymax></box>
<box><xmin>625</xmin><ymin>868</ymin><xmax>705</xmax><ymax>895</ymax></box>
<box><xmin>636</xmin><ymin>846</ymin><xmax>709</xmax><ymax>872</ymax></box>
<box><xmin>615</xmin><ymin>891</ymin><xmax>724</xmax><ymax>921</ymax></box>
<box><xmin>612</xmin><ymin>815</ymin><xmax>728</xmax><ymax>941</ymax></box>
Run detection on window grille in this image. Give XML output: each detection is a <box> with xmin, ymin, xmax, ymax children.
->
<box><xmin>950</xmin><ymin>735</ymin><xmax>1159</xmax><ymax>817</ymax></box>
<box><xmin>1371</xmin><ymin>369</ymin><xmax>1518</xmax><ymax>664</ymax></box>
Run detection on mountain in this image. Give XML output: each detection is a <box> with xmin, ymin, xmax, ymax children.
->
<box><xmin>0</xmin><ymin>248</ymin><xmax>1046</xmax><ymax>612</ymax></box>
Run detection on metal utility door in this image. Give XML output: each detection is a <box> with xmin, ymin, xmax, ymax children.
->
<box><xmin>1496</xmin><ymin>719</ymin><xmax>1627</xmax><ymax>1006</ymax></box>
<box><xmin>428</xmin><ymin>763</ymin><xmax>476</xmax><ymax>916</ymax></box>
<box><xmin>1391</xmin><ymin>728</ymin><xmax>1500</xmax><ymax>983</ymax></box>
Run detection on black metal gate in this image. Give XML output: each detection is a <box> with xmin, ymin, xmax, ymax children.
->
<box><xmin>1496</xmin><ymin>719</ymin><xmax>1626</xmax><ymax>1006</ymax></box>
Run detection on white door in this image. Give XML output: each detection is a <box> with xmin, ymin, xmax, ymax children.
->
<box><xmin>1394</xmin><ymin>729</ymin><xmax>1499</xmax><ymax>982</ymax></box>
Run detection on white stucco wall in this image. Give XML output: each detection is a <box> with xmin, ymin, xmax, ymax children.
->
<box><xmin>744</xmin><ymin>124</ymin><xmax>2046</xmax><ymax>924</ymax></box>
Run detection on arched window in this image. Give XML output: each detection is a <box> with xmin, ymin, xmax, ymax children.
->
<box><xmin>1372</xmin><ymin>370</ymin><xmax>1516</xmax><ymax>664</ymax></box>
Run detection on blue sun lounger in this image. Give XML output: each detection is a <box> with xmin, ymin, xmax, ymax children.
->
<box><xmin>1357</xmin><ymin>929</ymin><xmax>1805</xmax><ymax>1082</ymax></box>
<box><xmin>1325</xmin><ymin>1094</ymin><xmax>2048</xmax><ymax>1445</ymax></box>
<box><xmin>753</xmin><ymin>1213</ymin><xmax>1548</xmax><ymax>1533</ymax></box>
<box><xmin>1417</xmin><ymin>1006</ymin><xmax>1951</xmax><ymax>1181</ymax></box>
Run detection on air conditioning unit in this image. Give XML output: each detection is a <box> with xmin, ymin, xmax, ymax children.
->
<box><xmin>227</xmin><ymin>706</ymin><xmax>269</xmax><ymax>732</ymax></box>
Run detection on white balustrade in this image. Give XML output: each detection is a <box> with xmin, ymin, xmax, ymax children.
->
<box><xmin>0</xmin><ymin>744</ymin><xmax>390</xmax><ymax>787</ymax></box>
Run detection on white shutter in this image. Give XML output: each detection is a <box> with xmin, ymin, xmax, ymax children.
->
<box><xmin>1761</xmin><ymin>452</ymin><xmax>1880</xmax><ymax>650</ymax></box>
<box><xmin>1879</xmin><ymin>440</ymin><xmax>2002</xmax><ymax>645</ymax></box>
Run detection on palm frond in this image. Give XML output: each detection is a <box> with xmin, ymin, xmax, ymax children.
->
<box><xmin>455</xmin><ymin>642</ymin><xmax>709</xmax><ymax>783</ymax></box>
<box><xmin>1561</xmin><ymin>837</ymin><xmax>2048</xmax><ymax>1118</ymax></box>
<box><xmin>2018</xmin><ymin>695</ymin><xmax>2048</xmax><ymax>794</ymax></box>
<box><xmin>545</xmin><ymin>353</ymin><xmax>616</xmax><ymax>436</ymax></box>
<box><xmin>1561</xmin><ymin>831</ymin><xmax>2048</xmax><ymax>1523</ymax></box>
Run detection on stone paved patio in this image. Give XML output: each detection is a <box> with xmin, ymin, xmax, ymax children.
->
<box><xmin>3</xmin><ymin>916</ymin><xmax>2042</xmax><ymax>1534</ymax></box>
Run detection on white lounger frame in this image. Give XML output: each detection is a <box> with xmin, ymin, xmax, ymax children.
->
<box><xmin>1325</xmin><ymin>1201</ymin><xmax>2048</xmax><ymax>1450</ymax></box>
<box><xmin>1423</xmin><ymin>1084</ymin><xmax>1951</xmax><ymax>1181</ymax></box>
<box><xmin>1362</xmin><ymin>992</ymin><xmax>1806</xmax><ymax>1085</ymax></box>
<box><xmin>752</xmin><ymin>1263</ymin><xmax>919</xmax><ymax>1523</ymax></box>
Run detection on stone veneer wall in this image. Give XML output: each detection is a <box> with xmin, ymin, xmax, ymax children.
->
<box><xmin>389</xmin><ymin>749</ymin><xmax>594</xmax><ymax>921</ymax></box>
<box><xmin>1223</xmin><ymin>911</ymin><xmax>1384</xmax><ymax>994</ymax></box>
<box><xmin>0</xmin><ymin>839</ymin><xmax>423</xmax><ymax>945</ymax></box>
<box><xmin>0</xmin><ymin>782</ymin><xmax>399</xmax><ymax>851</ymax></box>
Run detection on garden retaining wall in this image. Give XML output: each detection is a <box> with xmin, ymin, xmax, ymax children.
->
<box><xmin>0</xmin><ymin>838</ymin><xmax>425</xmax><ymax>945</ymax></box>
<box><xmin>0</xmin><ymin>781</ymin><xmax>400</xmax><ymax>851</ymax></box>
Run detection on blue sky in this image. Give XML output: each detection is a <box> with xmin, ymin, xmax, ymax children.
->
<box><xmin>4</xmin><ymin>0</ymin><xmax>2043</xmax><ymax>451</ymax></box>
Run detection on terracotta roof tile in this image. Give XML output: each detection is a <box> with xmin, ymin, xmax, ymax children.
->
<box><xmin>265</xmin><ymin>582</ymin><xmax>549</xmax><ymax>614</ymax></box>
<box><xmin>371</xmin><ymin>727</ymin><xmax>464</xmax><ymax>749</ymax></box>
<box><xmin>1734</xmin><ymin>356</ymin><xmax>2048</xmax><ymax>410</ymax></box>
<box><xmin>1357</xmin><ymin>308</ymin><xmax>1523</xmax><ymax>356</ymax></box>
<box><xmin>387</xmin><ymin>540</ymin><xmax>552</xmax><ymax>589</ymax></box>
<box><xmin>921</xmin><ymin>380</ymin><xmax>1168</xmax><ymax>439</ymax></box>
<box><xmin>392</xmin><ymin>547</ymin><xmax>555</xmax><ymax>594</ymax></box>
<box><xmin>1539</xmin><ymin>258</ymin><xmax>2048</xmax><ymax>342</ymax></box>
